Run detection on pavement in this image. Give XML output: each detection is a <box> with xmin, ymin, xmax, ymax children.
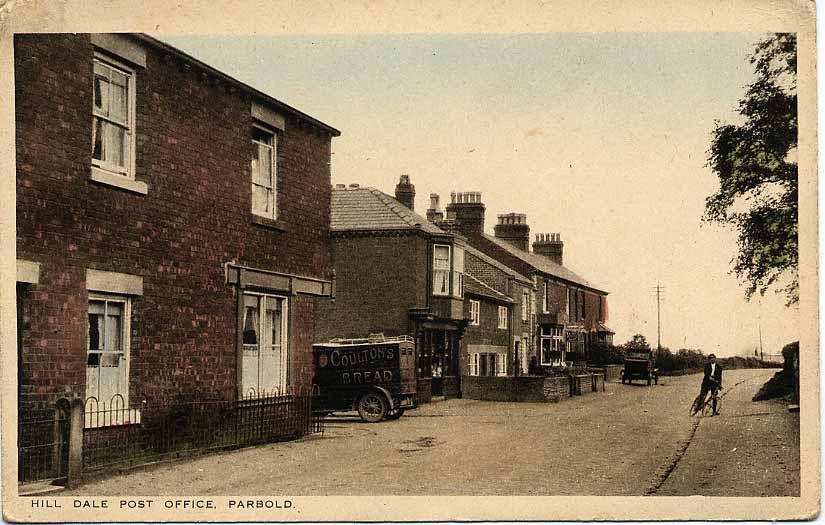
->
<box><xmin>62</xmin><ymin>368</ymin><xmax>798</xmax><ymax>496</ymax></box>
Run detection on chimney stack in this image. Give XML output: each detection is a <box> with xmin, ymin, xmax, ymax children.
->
<box><xmin>533</xmin><ymin>233</ymin><xmax>564</xmax><ymax>266</ymax></box>
<box><xmin>426</xmin><ymin>193</ymin><xmax>444</xmax><ymax>223</ymax></box>
<box><xmin>493</xmin><ymin>213</ymin><xmax>530</xmax><ymax>252</ymax></box>
<box><xmin>394</xmin><ymin>174</ymin><xmax>415</xmax><ymax>211</ymax></box>
<box><xmin>445</xmin><ymin>191</ymin><xmax>485</xmax><ymax>236</ymax></box>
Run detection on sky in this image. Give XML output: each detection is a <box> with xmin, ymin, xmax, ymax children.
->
<box><xmin>158</xmin><ymin>32</ymin><xmax>799</xmax><ymax>357</ymax></box>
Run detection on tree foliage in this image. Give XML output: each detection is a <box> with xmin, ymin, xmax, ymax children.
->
<box><xmin>623</xmin><ymin>334</ymin><xmax>651</xmax><ymax>351</ymax></box>
<box><xmin>704</xmin><ymin>33</ymin><xmax>798</xmax><ymax>305</ymax></box>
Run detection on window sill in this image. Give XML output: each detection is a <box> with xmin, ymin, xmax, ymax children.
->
<box><xmin>251</xmin><ymin>214</ymin><xmax>287</xmax><ymax>232</ymax></box>
<box><xmin>90</xmin><ymin>167</ymin><xmax>148</xmax><ymax>195</ymax></box>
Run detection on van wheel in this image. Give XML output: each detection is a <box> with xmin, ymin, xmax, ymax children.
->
<box><xmin>386</xmin><ymin>408</ymin><xmax>405</xmax><ymax>420</ymax></box>
<box><xmin>357</xmin><ymin>392</ymin><xmax>388</xmax><ymax>423</ymax></box>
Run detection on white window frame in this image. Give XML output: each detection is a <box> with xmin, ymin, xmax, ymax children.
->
<box><xmin>469</xmin><ymin>352</ymin><xmax>479</xmax><ymax>376</ymax></box>
<box><xmin>496</xmin><ymin>353</ymin><xmax>507</xmax><ymax>377</ymax></box>
<box><xmin>92</xmin><ymin>53</ymin><xmax>136</xmax><ymax>179</ymax></box>
<box><xmin>251</xmin><ymin>124</ymin><xmax>278</xmax><ymax>220</ymax></box>
<box><xmin>539</xmin><ymin>326</ymin><xmax>565</xmax><ymax>366</ymax></box>
<box><xmin>469</xmin><ymin>299</ymin><xmax>481</xmax><ymax>326</ymax></box>
<box><xmin>432</xmin><ymin>244</ymin><xmax>452</xmax><ymax>296</ymax></box>
<box><xmin>85</xmin><ymin>294</ymin><xmax>138</xmax><ymax>427</ymax></box>
<box><xmin>497</xmin><ymin>305</ymin><xmax>508</xmax><ymax>330</ymax></box>
<box><xmin>542</xmin><ymin>280</ymin><xmax>550</xmax><ymax>313</ymax></box>
<box><xmin>241</xmin><ymin>291</ymin><xmax>289</xmax><ymax>397</ymax></box>
<box><xmin>451</xmin><ymin>245</ymin><xmax>465</xmax><ymax>298</ymax></box>
<box><xmin>521</xmin><ymin>289</ymin><xmax>529</xmax><ymax>322</ymax></box>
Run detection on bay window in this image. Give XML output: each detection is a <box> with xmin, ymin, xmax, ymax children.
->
<box><xmin>432</xmin><ymin>244</ymin><xmax>451</xmax><ymax>296</ymax></box>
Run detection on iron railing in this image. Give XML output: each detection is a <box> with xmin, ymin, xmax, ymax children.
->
<box><xmin>82</xmin><ymin>387</ymin><xmax>323</xmax><ymax>473</ymax></box>
<box><xmin>18</xmin><ymin>407</ymin><xmax>68</xmax><ymax>483</ymax></box>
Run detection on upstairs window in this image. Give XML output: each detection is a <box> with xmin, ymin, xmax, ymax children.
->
<box><xmin>469</xmin><ymin>300</ymin><xmax>480</xmax><ymax>326</ymax></box>
<box><xmin>498</xmin><ymin>306</ymin><xmax>508</xmax><ymax>329</ymax></box>
<box><xmin>92</xmin><ymin>55</ymin><xmax>135</xmax><ymax>178</ymax></box>
<box><xmin>252</xmin><ymin>126</ymin><xmax>277</xmax><ymax>219</ymax></box>
<box><xmin>451</xmin><ymin>245</ymin><xmax>464</xmax><ymax>298</ymax></box>
<box><xmin>433</xmin><ymin>244</ymin><xmax>451</xmax><ymax>296</ymax></box>
<box><xmin>521</xmin><ymin>290</ymin><xmax>529</xmax><ymax>322</ymax></box>
<box><xmin>542</xmin><ymin>281</ymin><xmax>549</xmax><ymax>313</ymax></box>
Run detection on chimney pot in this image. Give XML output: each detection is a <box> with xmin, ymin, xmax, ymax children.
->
<box><xmin>335</xmin><ymin>183</ymin><xmax>346</xmax><ymax>189</ymax></box>
<box><xmin>394</xmin><ymin>174</ymin><xmax>415</xmax><ymax>211</ymax></box>
<box><xmin>349</xmin><ymin>183</ymin><xmax>360</xmax><ymax>188</ymax></box>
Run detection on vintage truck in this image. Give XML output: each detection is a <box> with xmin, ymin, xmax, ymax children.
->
<box><xmin>621</xmin><ymin>349</ymin><xmax>659</xmax><ymax>386</ymax></box>
<box><xmin>312</xmin><ymin>335</ymin><xmax>417</xmax><ymax>422</ymax></box>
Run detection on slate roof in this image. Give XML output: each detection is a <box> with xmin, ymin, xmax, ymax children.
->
<box><xmin>481</xmin><ymin>233</ymin><xmax>608</xmax><ymax>294</ymax></box>
<box><xmin>464</xmin><ymin>243</ymin><xmax>532</xmax><ymax>286</ymax></box>
<box><xmin>331</xmin><ymin>187</ymin><xmax>447</xmax><ymax>235</ymax></box>
<box><xmin>464</xmin><ymin>273</ymin><xmax>513</xmax><ymax>303</ymax></box>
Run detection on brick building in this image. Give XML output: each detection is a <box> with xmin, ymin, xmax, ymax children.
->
<box><xmin>427</xmin><ymin>192</ymin><xmax>611</xmax><ymax>369</ymax></box>
<box><xmin>315</xmin><ymin>179</ymin><xmax>467</xmax><ymax>402</ymax></box>
<box><xmin>461</xmin><ymin>244</ymin><xmax>534</xmax><ymax>379</ymax></box>
<box><xmin>14</xmin><ymin>33</ymin><xmax>338</xmax><ymax>419</ymax></box>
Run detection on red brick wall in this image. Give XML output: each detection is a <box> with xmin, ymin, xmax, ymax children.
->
<box><xmin>15</xmin><ymin>34</ymin><xmax>333</xmax><ymax>413</ymax></box>
<box><xmin>314</xmin><ymin>232</ymin><xmax>429</xmax><ymax>341</ymax></box>
<box><xmin>461</xmin><ymin>297</ymin><xmax>510</xmax><ymax>375</ymax></box>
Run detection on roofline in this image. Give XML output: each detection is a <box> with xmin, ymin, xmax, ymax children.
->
<box><xmin>135</xmin><ymin>34</ymin><xmax>341</xmax><ymax>137</ymax></box>
<box><xmin>464</xmin><ymin>244</ymin><xmax>532</xmax><ymax>286</ymax></box>
<box><xmin>464</xmin><ymin>274</ymin><xmax>514</xmax><ymax>304</ymax></box>
<box><xmin>481</xmin><ymin>234</ymin><xmax>608</xmax><ymax>294</ymax></box>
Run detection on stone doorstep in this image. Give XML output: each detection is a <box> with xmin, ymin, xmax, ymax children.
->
<box><xmin>18</xmin><ymin>480</ymin><xmax>66</xmax><ymax>496</ymax></box>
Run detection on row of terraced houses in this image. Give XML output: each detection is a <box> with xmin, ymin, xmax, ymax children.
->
<box><xmin>13</xmin><ymin>33</ymin><xmax>611</xmax><ymax>483</ymax></box>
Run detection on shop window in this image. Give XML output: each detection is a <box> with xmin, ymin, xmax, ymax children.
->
<box><xmin>241</xmin><ymin>293</ymin><xmax>288</xmax><ymax>396</ymax></box>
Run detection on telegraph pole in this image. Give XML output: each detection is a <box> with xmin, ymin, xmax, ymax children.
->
<box><xmin>654</xmin><ymin>283</ymin><xmax>665</xmax><ymax>355</ymax></box>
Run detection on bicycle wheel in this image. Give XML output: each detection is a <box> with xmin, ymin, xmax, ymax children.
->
<box><xmin>689</xmin><ymin>394</ymin><xmax>703</xmax><ymax>416</ymax></box>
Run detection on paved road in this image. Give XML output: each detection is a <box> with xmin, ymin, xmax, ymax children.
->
<box><xmin>65</xmin><ymin>369</ymin><xmax>798</xmax><ymax>496</ymax></box>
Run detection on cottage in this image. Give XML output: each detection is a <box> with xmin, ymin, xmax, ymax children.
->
<box><xmin>15</xmin><ymin>33</ymin><xmax>338</xmax><ymax>467</ymax></box>
<box><xmin>427</xmin><ymin>192</ymin><xmax>611</xmax><ymax>370</ymax></box>
<box><xmin>315</xmin><ymin>178</ymin><xmax>467</xmax><ymax>402</ymax></box>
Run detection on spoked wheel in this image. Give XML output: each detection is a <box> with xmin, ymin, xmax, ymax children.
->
<box><xmin>689</xmin><ymin>394</ymin><xmax>703</xmax><ymax>416</ymax></box>
<box><xmin>357</xmin><ymin>391</ymin><xmax>388</xmax><ymax>423</ymax></box>
<box><xmin>385</xmin><ymin>408</ymin><xmax>405</xmax><ymax>420</ymax></box>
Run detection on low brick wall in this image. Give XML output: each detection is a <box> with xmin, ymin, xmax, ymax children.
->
<box><xmin>442</xmin><ymin>376</ymin><xmax>461</xmax><ymax>399</ymax></box>
<box><xmin>417</xmin><ymin>378</ymin><xmax>432</xmax><ymax>404</ymax></box>
<box><xmin>604</xmin><ymin>364</ymin><xmax>622</xmax><ymax>381</ymax></box>
<box><xmin>541</xmin><ymin>376</ymin><xmax>571</xmax><ymax>402</ymax></box>
<box><xmin>461</xmin><ymin>375</ymin><xmax>572</xmax><ymax>403</ymax></box>
<box><xmin>571</xmin><ymin>374</ymin><xmax>591</xmax><ymax>396</ymax></box>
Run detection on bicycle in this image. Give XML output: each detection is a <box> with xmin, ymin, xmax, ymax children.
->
<box><xmin>689</xmin><ymin>383</ymin><xmax>723</xmax><ymax>417</ymax></box>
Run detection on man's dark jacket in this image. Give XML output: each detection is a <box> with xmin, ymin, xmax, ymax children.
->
<box><xmin>702</xmin><ymin>361</ymin><xmax>723</xmax><ymax>389</ymax></box>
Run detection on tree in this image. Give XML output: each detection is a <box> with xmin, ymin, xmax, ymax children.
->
<box><xmin>624</xmin><ymin>334</ymin><xmax>650</xmax><ymax>351</ymax></box>
<box><xmin>704</xmin><ymin>33</ymin><xmax>798</xmax><ymax>305</ymax></box>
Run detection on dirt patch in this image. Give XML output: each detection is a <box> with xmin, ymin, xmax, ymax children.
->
<box><xmin>398</xmin><ymin>436</ymin><xmax>439</xmax><ymax>453</ymax></box>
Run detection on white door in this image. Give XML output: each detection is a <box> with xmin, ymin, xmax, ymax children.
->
<box><xmin>86</xmin><ymin>298</ymin><xmax>129</xmax><ymax>406</ymax></box>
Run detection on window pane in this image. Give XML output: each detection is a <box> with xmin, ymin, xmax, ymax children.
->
<box><xmin>257</xmin><ymin>143</ymin><xmax>272</xmax><ymax>186</ymax></box>
<box><xmin>106</xmin><ymin>306</ymin><xmax>122</xmax><ymax>352</ymax></box>
<box><xmin>88</xmin><ymin>313</ymin><xmax>103</xmax><ymax>351</ymax></box>
<box><xmin>93</xmin><ymin>71</ymin><xmax>109</xmax><ymax>117</ymax></box>
<box><xmin>92</xmin><ymin>118</ymin><xmax>103</xmax><ymax>161</ymax></box>
<box><xmin>109</xmin><ymin>79</ymin><xmax>128</xmax><ymax>123</ymax></box>
<box><xmin>243</xmin><ymin>295</ymin><xmax>260</xmax><ymax>345</ymax></box>
<box><xmin>252</xmin><ymin>184</ymin><xmax>273</xmax><ymax>216</ymax></box>
<box><xmin>253</xmin><ymin>127</ymin><xmax>273</xmax><ymax>145</ymax></box>
<box><xmin>103</xmin><ymin>122</ymin><xmax>126</xmax><ymax>168</ymax></box>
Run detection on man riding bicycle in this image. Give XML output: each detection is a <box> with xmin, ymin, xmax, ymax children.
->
<box><xmin>695</xmin><ymin>353</ymin><xmax>723</xmax><ymax>416</ymax></box>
